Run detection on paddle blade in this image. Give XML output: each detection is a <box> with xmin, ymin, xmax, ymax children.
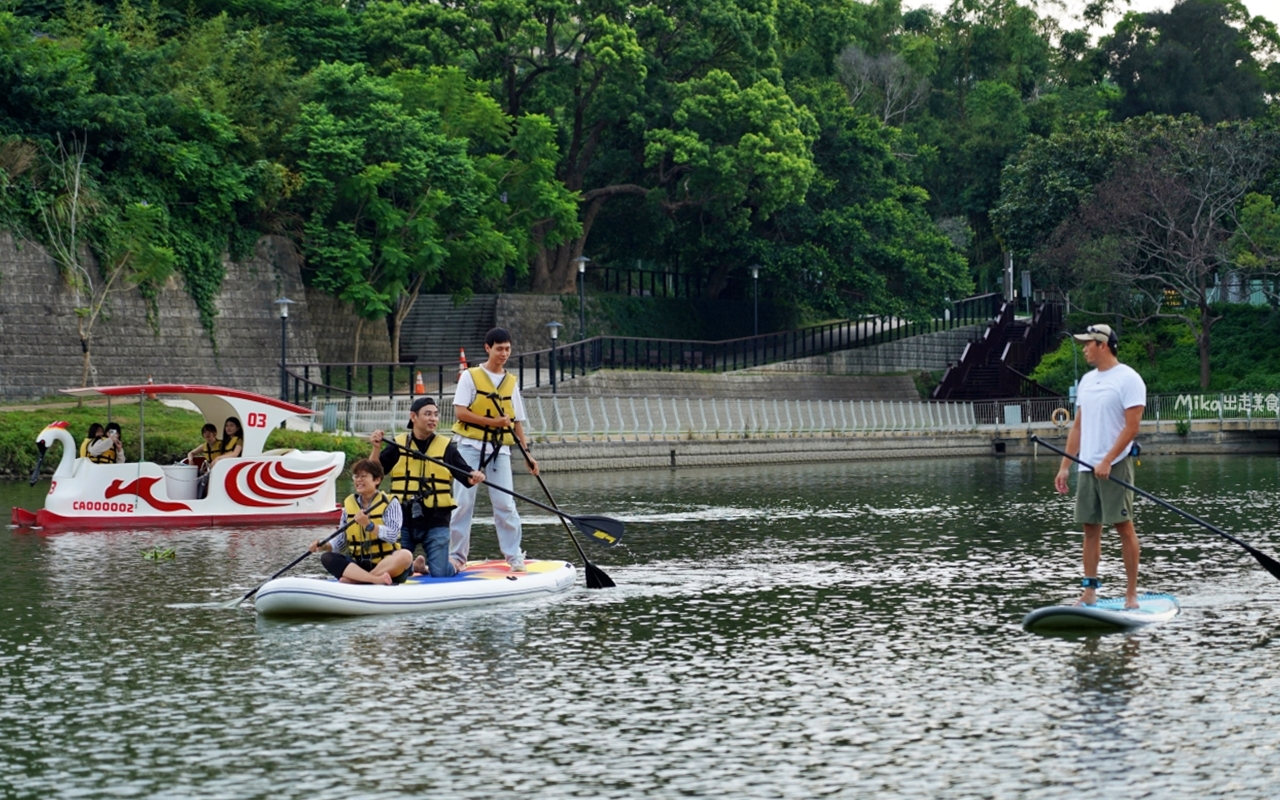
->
<box><xmin>583</xmin><ymin>560</ymin><xmax>616</xmax><ymax>589</ymax></box>
<box><xmin>572</xmin><ymin>515</ymin><xmax>625</xmax><ymax>546</ymax></box>
<box><xmin>1244</xmin><ymin>543</ymin><xmax>1280</xmax><ymax>582</ymax></box>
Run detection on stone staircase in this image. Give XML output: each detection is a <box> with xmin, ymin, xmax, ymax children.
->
<box><xmin>399</xmin><ymin>294</ymin><xmax>497</xmax><ymax>366</ymax></box>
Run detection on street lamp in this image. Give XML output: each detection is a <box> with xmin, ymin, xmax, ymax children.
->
<box><xmin>546</xmin><ymin>320</ymin><xmax>563</xmax><ymax>394</ymax></box>
<box><xmin>273</xmin><ymin>297</ymin><xmax>295</xmax><ymax>401</ymax></box>
<box><xmin>749</xmin><ymin>265</ymin><xmax>761</xmax><ymax>336</ymax></box>
<box><xmin>572</xmin><ymin>255</ymin><xmax>590</xmax><ymax>340</ymax></box>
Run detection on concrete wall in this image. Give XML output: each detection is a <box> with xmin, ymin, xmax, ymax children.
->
<box><xmin>0</xmin><ymin>233</ymin><xmax>320</xmax><ymax>400</ymax></box>
<box><xmin>750</xmin><ymin>325</ymin><xmax>983</xmax><ymax>375</ymax></box>
<box><xmin>526</xmin><ymin>370</ymin><xmax>922</xmax><ymax>401</ymax></box>
<box><xmin>527</xmin><ymin>432</ymin><xmax>994</xmax><ymax>472</ymax></box>
<box><xmin>524</xmin><ymin>424</ymin><xmax>1280</xmax><ymax>473</ymax></box>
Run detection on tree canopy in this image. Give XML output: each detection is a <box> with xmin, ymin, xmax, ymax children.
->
<box><xmin>1</xmin><ymin>0</ymin><xmax>1278</xmax><ymax>372</ymax></box>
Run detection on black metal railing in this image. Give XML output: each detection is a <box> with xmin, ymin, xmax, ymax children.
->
<box><xmin>510</xmin><ymin>295</ymin><xmax>1002</xmax><ymax>391</ymax></box>
<box><xmin>286</xmin><ymin>292</ymin><xmax>1005</xmax><ymax>401</ymax></box>
<box><xmin>590</xmin><ymin>267</ymin><xmax>706</xmax><ymax>298</ymax></box>
<box><xmin>284</xmin><ymin>360</ymin><xmax>460</xmax><ymax>405</ymax></box>
<box><xmin>932</xmin><ymin>298</ymin><xmax>1062</xmax><ymax>401</ymax></box>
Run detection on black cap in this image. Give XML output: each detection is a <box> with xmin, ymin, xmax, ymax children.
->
<box><xmin>408</xmin><ymin>396</ymin><xmax>438</xmax><ymax>427</ymax></box>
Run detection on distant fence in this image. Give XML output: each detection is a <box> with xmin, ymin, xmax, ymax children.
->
<box><xmin>310</xmin><ymin>391</ymin><xmax>1280</xmax><ymax>441</ymax></box>
<box><xmin>286</xmin><ymin>293</ymin><xmax>1005</xmax><ymax>403</ymax></box>
<box><xmin>311</xmin><ymin>395</ymin><xmax>981</xmax><ymax>440</ymax></box>
<box><xmin>975</xmin><ymin>392</ymin><xmax>1280</xmax><ymax>431</ymax></box>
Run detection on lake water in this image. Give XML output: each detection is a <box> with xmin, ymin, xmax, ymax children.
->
<box><xmin>3</xmin><ymin>454</ymin><xmax>1280</xmax><ymax>799</ymax></box>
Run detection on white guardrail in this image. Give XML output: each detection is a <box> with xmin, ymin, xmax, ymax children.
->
<box><xmin>310</xmin><ymin>391</ymin><xmax>1280</xmax><ymax>442</ymax></box>
<box><xmin>311</xmin><ymin>395</ymin><xmax>981</xmax><ymax>440</ymax></box>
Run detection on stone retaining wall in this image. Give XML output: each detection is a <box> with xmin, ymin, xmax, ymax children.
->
<box><xmin>749</xmin><ymin>325</ymin><xmax>983</xmax><ymax>374</ymax></box>
<box><xmin>496</xmin><ymin>294</ymin><xmax>566</xmax><ymax>352</ymax></box>
<box><xmin>0</xmin><ymin>233</ymin><xmax>319</xmax><ymax>400</ymax></box>
<box><xmin>305</xmin><ymin>289</ymin><xmax>394</xmax><ymax>364</ymax></box>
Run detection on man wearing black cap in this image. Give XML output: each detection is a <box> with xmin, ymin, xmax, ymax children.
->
<box><xmin>1053</xmin><ymin>323</ymin><xmax>1146</xmax><ymax>609</ymax></box>
<box><xmin>370</xmin><ymin>397</ymin><xmax>484</xmax><ymax>577</ymax></box>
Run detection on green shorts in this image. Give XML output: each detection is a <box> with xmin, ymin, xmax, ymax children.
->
<box><xmin>1074</xmin><ymin>457</ymin><xmax>1135</xmax><ymax>526</ymax></box>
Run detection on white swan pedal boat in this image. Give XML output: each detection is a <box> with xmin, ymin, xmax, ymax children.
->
<box><xmin>11</xmin><ymin>384</ymin><xmax>344</xmax><ymax>530</ymax></box>
<box><xmin>253</xmin><ymin>559</ymin><xmax>577</xmax><ymax>617</ymax></box>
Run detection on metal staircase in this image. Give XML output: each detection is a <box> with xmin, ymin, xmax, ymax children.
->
<box><xmin>931</xmin><ymin>300</ymin><xmax>1063</xmax><ymax>401</ymax></box>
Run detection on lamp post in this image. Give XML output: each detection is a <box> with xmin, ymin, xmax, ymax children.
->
<box><xmin>546</xmin><ymin>320</ymin><xmax>563</xmax><ymax>394</ymax></box>
<box><xmin>572</xmin><ymin>255</ymin><xmax>590</xmax><ymax>340</ymax></box>
<box><xmin>273</xmin><ymin>297</ymin><xmax>295</xmax><ymax>401</ymax></box>
<box><xmin>749</xmin><ymin>264</ymin><xmax>760</xmax><ymax>336</ymax></box>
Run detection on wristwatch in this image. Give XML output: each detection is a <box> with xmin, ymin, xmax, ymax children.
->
<box><xmin>365</xmin><ymin>522</ymin><xmax>375</xmax><ymax>532</ymax></box>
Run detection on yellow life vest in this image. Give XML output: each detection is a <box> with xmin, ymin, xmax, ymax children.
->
<box><xmin>221</xmin><ymin>435</ymin><xmax>242</xmax><ymax>456</ymax></box>
<box><xmin>450</xmin><ymin>366</ymin><xmax>517</xmax><ymax>446</ymax></box>
<box><xmin>79</xmin><ymin>437</ymin><xmax>118</xmax><ymax>464</ymax></box>
<box><xmin>342</xmin><ymin>491</ymin><xmax>399</xmax><ymax>563</ymax></box>
<box><xmin>387</xmin><ymin>433</ymin><xmax>455</xmax><ymax>508</ymax></box>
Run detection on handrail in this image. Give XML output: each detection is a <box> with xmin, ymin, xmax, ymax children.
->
<box><xmin>285</xmin><ymin>293</ymin><xmax>1006</xmax><ymax>402</ymax></box>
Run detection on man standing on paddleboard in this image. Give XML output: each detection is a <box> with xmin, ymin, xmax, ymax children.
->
<box><xmin>449</xmin><ymin>327</ymin><xmax>539</xmax><ymax>573</ymax></box>
<box><xmin>1053</xmin><ymin>324</ymin><xmax>1146</xmax><ymax>609</ymax></box>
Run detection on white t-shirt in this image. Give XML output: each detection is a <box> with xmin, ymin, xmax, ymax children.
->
<box><xmin>452</xmin><ymin>365</ymin><xmax>527</xmax><ymax>455</ymax></box>
<box><xmin>1076</xmin><ymin>363</ymin><xmax>1146</xmax><ymax>470</ymax></box>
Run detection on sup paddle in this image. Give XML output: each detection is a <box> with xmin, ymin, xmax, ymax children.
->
<box><xmin>28</xmin><ymin>444</ymin><xmax>47</xmax><ymax>486</ymax></box>
<box><xmin>227</xmin><ymin>520</ymin><xmax>354</xmax><ymax>608</ymax></box>
<box><xmin>1032</xmin><ymin>435</ymin><xmax>1280</xmax><ymax>581</ymax></box>
<box><xmin>506</xmin><ymin>431</ymin><xmax>616</xmax><ymax>589</ymax></box>
<box><xmin>386</xmin><ymin>440</ymin><xmax>626</xmax><ymax>558</ymax></box>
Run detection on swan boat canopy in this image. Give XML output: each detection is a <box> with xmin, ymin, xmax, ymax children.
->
<box><xmin>10</xmin><ymin>384</ymin><xmax>345</xmax><ymax>530</ymax></box>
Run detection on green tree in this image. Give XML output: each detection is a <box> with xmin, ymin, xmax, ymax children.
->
<box><xmin>39</xmin><ymin>134</ymin><xmax>175</xmax><ymax>387</ymax></box>
<box><xmin>1101</xmin><ymin>0</ymin><xmax>1280</xmax><ymax>123</ymax></box>
<box><xmin>1039</xmin><ymin>119</ymin><xmax>1280</xmax><ymax>388</ymax></box>
<box><xmin>286</xmin><ymin>63</ymin><xmax>537</xmax><ymax>360</ymax></box>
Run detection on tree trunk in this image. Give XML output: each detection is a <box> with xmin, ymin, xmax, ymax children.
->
<box><xmin>533</xmin><ymin>240</ymin><xmax>585</xmax><ymax>294</ymax></box>
<box><xmin>703</xmin><ymin>263</ymin><xmax>734</xmax><ymax>299</ymax></box>
<box><xmin>352</xmin><ymin>317</ymin><xmax>363</xmax><ymax>365</ymax></box>
<box><xmin>1197</xmin><ymin>316</ymin><xmax>1212</xmax><ymax>390</ymax></box>
<box><xmin>531</xmin><ymin>186</ymin><xmax>648</xmax><ymax>293</ymax></box>
<box><xmin>78</xmin><ymin>314</ymin><xmax>91</xmax><ymax>388</ymax></box>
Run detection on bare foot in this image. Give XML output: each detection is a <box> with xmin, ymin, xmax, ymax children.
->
<box><xmin>374</xmin><ymin>572</ymin><xmax>392</xmax><ymax>586</ymax></box>
<box><xmin>1124</xmin><ymin>592</ymin><xmax>1139</xmax><ymax>610</ymax></box>
<box><xmin>412</xmin><ymin>555</ymin><xmax>428</xmax><ymax>575</ymax></box>
<box><xmin>1076</xmin><ymin>588</ymin><xmax>1098</xmax><ymax>607</ymax></box>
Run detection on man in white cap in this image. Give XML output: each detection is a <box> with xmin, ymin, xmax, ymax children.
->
<box><xmin>1053</xmin><ymin>323</ymin><xmax>1146</xmax><ymax>609</ymax></box>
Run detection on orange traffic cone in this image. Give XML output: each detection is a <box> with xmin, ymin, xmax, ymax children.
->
<box><xmin>414</xmin><ymin>371</ymin><xmax>426</xmax><ymax>394</ymax></box>
<box><xmin>146</xmin><ymin>375</ymin><xmax>157</xmax><ymax>400</ymax></box>
<box><xmin>458</xmin><ymin>348</ymin><xmax>468</xmax><ymax>375</ymax></box>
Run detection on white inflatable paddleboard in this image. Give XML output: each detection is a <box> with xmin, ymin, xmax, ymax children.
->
<box><xmin>254</xmin><ymin>559</ymin><xmax>576</xmax><ymax>617</ymax></box>
<box><xmin>1022</xmin><ymin>593</ymin><xmax>1180</xmax><ymax>633</ymax></box>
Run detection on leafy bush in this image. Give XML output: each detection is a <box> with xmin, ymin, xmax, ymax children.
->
<box><xmin>1032</xmin><ymin>306</ymin><xmax>1280</xmax><ymax>395</ymax></box>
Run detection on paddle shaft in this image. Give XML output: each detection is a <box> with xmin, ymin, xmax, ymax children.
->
<box><xmin>388</xmin><ymin>440</ymin><xmax>596</xmax><ymax>526</ymax></box>
<box><xmin>1033</xmin><ymin>435</ymin><xmax>1280</xmax><ymax>579</ymax></box>
<box><xmin>233</xmin><ymin>521</ymin><xmax>351</xmax><ymax>606</ymax></box>
<box><xmin>507</xmin><ymin>432</ymin><xmax>615</xmax><ymax>589</ymax></box>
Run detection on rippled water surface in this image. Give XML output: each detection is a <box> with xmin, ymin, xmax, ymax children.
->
<box><xmin>4</xmin><ymin>455</ymin><xmax>1280</xmax><ymax>798</ymax></box>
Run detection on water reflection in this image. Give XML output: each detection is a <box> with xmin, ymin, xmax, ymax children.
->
<box><xmin>4</xmin><ymin>455</ymin><xmax>1280</xmax><ymax>798</ymax></box>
